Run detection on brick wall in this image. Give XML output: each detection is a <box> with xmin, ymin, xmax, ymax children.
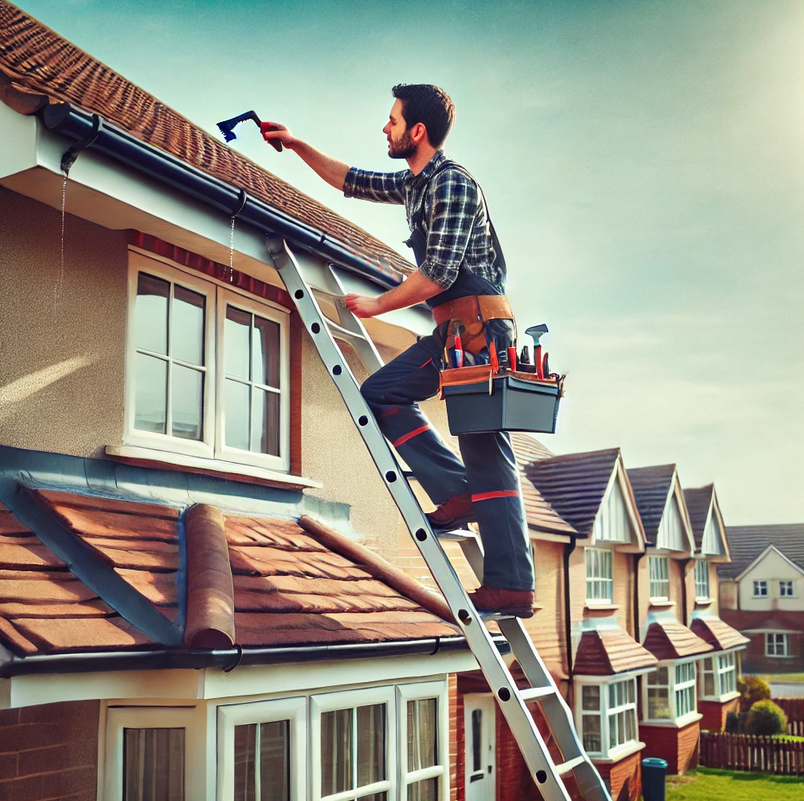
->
<box><xmin>523</xmin><ymin>540</ymin><xmax>567</xmax><ymax>673</ymax></box>
<box><xmin>640</xmin><ymin>719</ymin><xmax>700</xmax><ymax>775</ymax></box>
<box><xmin>594</xmin><ymin>750</ymin><xmax>641</xmax><ymax>801</ymax></box>
<box><xmin>0</xmin><ymin>700</ymin><xmax>99</xmax><ymax>800</ymax></box>
<box><xmin>699</xmin><ymin>697</ymin><xmax>739</xmax><ymax>732</ymax></box>
<box><xmin>742</xmin><ymin>631</ymin><xmax>803</xmax><ymax>674</ymax></box>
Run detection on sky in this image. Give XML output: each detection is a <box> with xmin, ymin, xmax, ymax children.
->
<box><xmin>17</xmin><ymin>0</ymin><xmax>804</xmax><ymax>525</ymax></box>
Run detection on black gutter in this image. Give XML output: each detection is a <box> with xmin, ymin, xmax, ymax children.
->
<box><xmin>0</xmin><ymin>635</ymin><xmax>511</xmax><ymax>678</ymax></box>
<box><xmin>563</xmin><ymin>537</ymin><xmax>577</xmax><ymax>678</ymax></box>
<box><xmin>38</xmin><ymin>104</ymin><xmax>404</xmax><ymax>291</ymax></box>
<box><xmin>633</xmin><ymin>550</ymin><xmax>647</xmax><ymax>643</ymax></box>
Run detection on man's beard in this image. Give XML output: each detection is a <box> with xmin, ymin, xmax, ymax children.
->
<box><xmin>388</xmin><ymin>129</ymin><xmax>416</xmax><ymax>159</ymax></box>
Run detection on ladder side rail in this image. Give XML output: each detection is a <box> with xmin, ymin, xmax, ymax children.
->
<box><xmin>268</xmin><ymin>238</ymin><xmax>612</xmax><ymax>801</ymax></box>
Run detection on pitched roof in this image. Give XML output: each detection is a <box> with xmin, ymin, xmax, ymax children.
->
<box><xmin>0</xmin><ymin>0</ymin><xmax>413</xmax><ymax>284</ymax></box>
<box><xmin>627</xmin><ymin>465</ymin><xmax>676</xmax><ymax>544</ymax></box>
<box><xmin>642</xmin><ymin>620</ymin><xmax>713</xmax><ymax>661</ymax></box>
<box><xmin>573</xmin><ymin>628</ymin><xmax>657</xmax><ymax>676</ymax></box>
<box><xmin>720</xmin><ymin>524</ymin><xmax>804</xmax><ymax>579</ymax></box>
<box><xmin>689</xmin><ymin>616</ymin><xmax>749</xmax><ymax>651</ymax></box>
<box><xmin>0</xmin><ymin>489</ymin><xmax>457</xmax><ymax>668</ymax></box>
<box><xmin>524</xmin><ymin>449</ymin><xmax>621</xmax><ymax>537</ymax></box>
<box><xmin>683</xmin><ymin>485</ymin><xmax>714</xmax><ymax>549</ymax></box>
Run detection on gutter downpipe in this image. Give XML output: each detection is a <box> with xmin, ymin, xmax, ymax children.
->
<box><xmin>563</xmin><ymin>537</ymin><xmax>577</xmax><ymax>687</ymax></box>
<box><xmin>38</xmin><ymin>104</ymin><xmax>404</xmax><ymax>290</ymax></box>
<box><xmin>0</xmin><ymin>635</ymin><xmax>511</xmax><ymax>679</ymax></box>
<box><xmin>633</xmin><ymin>551</ymin><xmax>647</xmax><ymax>643</ymax></box>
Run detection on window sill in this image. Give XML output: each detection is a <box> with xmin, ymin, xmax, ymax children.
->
<box><xmin>106</xmin><ymin>445</ymin><xmax>322</xmax><ymax>490</ymax></box>
<box><xmin>699</xmin><ymin>691</ymin><xmax>740</xmax><ymax>704</ymax></box>
<box><xmin>694</xmin><ymin>598</ymin><xmax>713</xmax><ymax>606</ymax></box>
<box><xmin>641</xmin><ymin>712</ymin><xmax>703</xmax><ymax>730</ymax></box>
<box><xmin>649</xmin><ymin>600</ymin><xmax>675</xmax><ymax>609</ymax></box>
<box><xmin>589</xmin><ymin>741</ymin><xmax>645</xmax><ymax>764</ymax></box>
<box><xmin>584</xmin><ymin>603</ymin><xmax>619</xmax><ymax>613</ymax></box>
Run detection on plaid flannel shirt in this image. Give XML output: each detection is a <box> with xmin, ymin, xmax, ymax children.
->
<box><xmin>343</xmin><ymin>150</ymin><xmax>504</xmax><ymax>291</ymax></box>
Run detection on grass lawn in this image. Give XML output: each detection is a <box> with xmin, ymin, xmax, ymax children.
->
<box><xmin>664</xmin><ymin>767</ymin><xmax>804</xmax><ymax>800</ymax></box>
<box><xmin>756</xmin><ymin>673</ymin><xmax>804</xmax><ymax>684</ymax></box>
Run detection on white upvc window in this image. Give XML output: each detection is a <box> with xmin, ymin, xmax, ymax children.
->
<box><xmin>699</xmin><ymin>651</ymin><xmax>737</xmax><ymax>699</ymax></box>
<box><xmin>585</xmin><ymin>548</ymin><xmax>613</xmax><ymax>604</ymax></box>
<box><xmin>217</xmin><ymin>696</ymin><xmax>306</xmax><ymax>801</ymax></box>
<box><xmin>643</xmin><ymin>661</ymin><xmax>698</xmax><ymax>723</ymax></box>
<box><xmin>577</xmin><ymin>677</ymin><xmax>638</xmax><ymax>758</ymax></box>
<box><xmin>103</xmin><ymin>706</ymin><xmax>196</xmax><ymax>801</ymax></box>
<box><xmin>780</xmin><ymin>580</ymin><xmax>794</xmax><ymax>597</ymax></box>
<box><xmin>126</xmin><ymin>252</ymin><xmax>290</xmax><ymax>472</ymax></box>
<box><xmin>766</xmin><ymin>633</ymin><xmax>789</xmax><ymax>657</ymax></box>
<box><xmin>753</xmin><ymin>580</ymin><xmax>768</xmax><ymax>598</ymax></box>
<box><xmin>694</xmin><ymin>560</ymin><xmax>710</xmax><ymax>601</ymax></box>
<box><xmin>674</xmin><ymin>662</ymin><xmax>697</xmax><ymax>718</ymax></box>
<box><xmin>648</xmin><ymin>556</ymin><xmax>670</xmax><ymax>602</ymax></box>
<box><xmin>398</xmin><ymin>682</ymin><xmax>448</xmax><ymax>801</ymax></box>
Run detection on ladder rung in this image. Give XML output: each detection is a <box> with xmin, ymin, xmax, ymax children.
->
<box><xmin>556</xmin><ymin>756</ymin><xmax>587</xmax><ymax>777</ymax></box>
<box><xmin>435</xmin><ymin>528</ymin><xmax>477</xmax><ymax>542</ymax></box>
<box><xmin>519</xmin><ymin>686</ymin><xmax>556</xmax><ymax>702</ymax></box>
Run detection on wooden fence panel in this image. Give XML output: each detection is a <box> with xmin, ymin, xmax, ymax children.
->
<box><xmin>774</xmin><ymin>697</ymin><xmax>804</xmax><ymax>737</ymax></box>
<box><xmin>699</xmin><ymin>732</ymin><xmax>804</xmax><ymax>775</ymax></box>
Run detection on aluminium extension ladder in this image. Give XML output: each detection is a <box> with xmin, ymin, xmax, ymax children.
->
<box><xmin>267</xmin><ymin>238</ymin><xmax>612</xmax><ymax>801</ymax></box>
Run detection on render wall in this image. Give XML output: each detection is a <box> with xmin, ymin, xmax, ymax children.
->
<box><xmin>738</xmin><ymin>550</ymin><xmax>804</xmax><ymax>612</ymax></box>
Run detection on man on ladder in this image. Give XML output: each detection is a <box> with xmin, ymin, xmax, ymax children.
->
<box><xmin>262</xmin><ymin>83</ymin><xmax>534</xmax><ymax>618</ymax></box>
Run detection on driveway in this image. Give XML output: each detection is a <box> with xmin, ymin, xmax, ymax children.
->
<box><xmin>771</xmin><ymin>683</ymin><xmax>804</xmax><ymax>698</ymax></box>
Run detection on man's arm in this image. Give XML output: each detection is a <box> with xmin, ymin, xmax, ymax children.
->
<box><xmin>344</xmin><ymin>270</ymin><xmax>443</xmax><ymax>318</ymax></box>
<box><xmin>262</xmin><ymin>123</ymin><xmax>349</xmax><ymax>190</ymax></box>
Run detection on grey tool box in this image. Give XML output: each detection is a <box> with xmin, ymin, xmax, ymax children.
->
<box><xmin>440</xmin><ymin>366</ymin><xmax>562</xmax><ymax>435</ymax></box>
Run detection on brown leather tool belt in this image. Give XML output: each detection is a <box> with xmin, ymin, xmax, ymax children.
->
<box><xmin>433</xmin><ymin>295</ymin><xmax>514</xmax><ymax>356</ymax></box>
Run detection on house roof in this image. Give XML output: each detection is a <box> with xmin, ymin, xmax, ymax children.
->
<box><xmin>523</xmin><ymin>448</ymin><xmax>622</xmax><ymax>538</ymax></box>
<box><xmin>719</xmin><ymin>524</ymin><xmax>804</xmax><ymax>579</ymax></box>
<box><xmin>0</xmin><ymin>0</ymin><xmax>413</xmax><ymax>285</ymax></box>
<box><xmin>627</xmin><ymin>465</ymin><xmax>676</xmax><ymax>544</ymax></box>
<box><xmin>573</xmin><ymin>628</ymin><xmax>657</xmax><ymax>676</ymax></box>
<box><xmin>0</xmin><ymin>488</ymin><xmax>457</xmax><ymax>670</ymax></box>
<box><xmin>689</xmin><ymin>616</ymin><xmax>749</xmax><ymax>652</ymax></box>
<box><xmin>683</xmin><ymin>485</ymin><xmax>714</xmax><ymax>549</ymax></box>
<box><xmin>642</xmin><ymin>620</ymin><xmax>713</xmax><ymax>661</ymax></box>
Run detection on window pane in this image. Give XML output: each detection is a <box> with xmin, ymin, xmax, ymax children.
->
<box><xmin>172</xmin><ymin>365</ymin><xmax>203</xmax><ymax>440</ymax></box>
<box><xmin>172</xmin><ymin>286</ymin><xmax>205</xmax><ymax>366</ymax></box>
<box><xmin>226</xmin><ymin>307</ymin><xmax>252</xmax><ymax>380</ymax></box>
<box><xmin>648</xmin><ymin>688</ymin><xmax>670</xmax><ymax>719</ymax></box>
<box><xmin>260</xmin><ymin>720</ymin><xmax>290</xmax><ymax>801</ymax></box>
<box><xmin>357</xmin><ymin>704</ymin><xmax>386</xmax><ymax>787</ymax></box>
<box><xmin>134</xmin><ymin>354</ymin><xmax>167</xmax><ymax>434</ymax></box>
<box><xmin>253</xmin><ymin>317</ymin><xmax>280</xmax><ymax>388</ymax></box>
<box><xmin>471</xmin><ymin>710</ymin><xmax>482</xmax><ymax>773</ymax></box>
<box><xmin>226</xmin><ymin>380</ymin><xmax>251</xmax><ymax>451</ymax></box>
<box><xmin>135</xmin><ymin>273</ymin><xmax>169</xmax><ymax>355</ymax></box>
<box><xmin>703</xmin><ymin>672</ymin><xmax>715</xmax><ymax>697</ymax></box>
<box><xmin>252</xmin><ymin>388</ymin><xmax>280</xmax><ymax>456</ymax></box>
<box><xmin>408</xmin><ymin>778</ymin><xmax>438</xmax><ymax>801</ymax></box>
<box><xmin>582</xmin><ymin>715</ymin><xmax>600</xmax><ymax>753</ymax></box>
<box><xmin>408</xmin><ymin>699</ymin><xmax>437</xmax><ymax>771</ymax></box>
<box><xmin>123</xmin><ymin>727</ymin><xmax>184</xmax><ymax>801</ymax></box>
<box><xmin>321</xmin><ymin>709</ymin><xmax>352</xmax><ymax>795</ymax></box>
<box><xmin>234</xmin><ymin>724</ymin><xmax>257</xmax><ymax>801</ymax></box>
<box><xmin>582</xmin><ymin>686</ymin><xmax>600</xmax><ymax>711</ymax></box>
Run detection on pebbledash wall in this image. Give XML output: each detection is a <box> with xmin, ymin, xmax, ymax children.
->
<box><xmin>0</xmin><ymin>188</ymin><xmax>407</xmax><ymax>553</ymax></box>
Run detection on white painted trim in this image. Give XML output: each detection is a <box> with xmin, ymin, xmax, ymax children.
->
<box><xmin>574</xmin><ymin>675</ymin><xmax>640</xmax><ymax>760</ymax></box>
<box><xmin>591</xmin><ymin>740</ymin><xmax>645</xmax><ymax>765</ymax></box>
<box><xmin>216</xmin><ymin>696</ymin><xmax>306</xmax><ymax>801</ymax></box>
<box><xmin>735</xmin><ymin>544</ymin><xmax>804</xmax><ymax>583</ymax></box>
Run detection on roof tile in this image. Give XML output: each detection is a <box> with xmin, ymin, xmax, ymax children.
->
<box><xmin>721</xmin><ymin>524</ymin><xmax>804</xmax><ymax>578</ymax></box>
<box><xmin>12</xmin><ymin>615</ymin><xmax>154</xmax><ymax>652</ymax></box>
<box><xmin>627</xmin><ymin>465</ymin><xmax>676</xmax><ymax>543</ymax></box>
<box><xmin>642</xmin><ymin>620</ymin><xmax>713</xmax><ymax>660</ymax></box>
<box><xmin>690</xmin><ymin>616</ymin><xmax>750</xmax><ymax>651</ymax></box>
<box><xmin>574</xmin><ymin>628</ymin><xmax>658</xmax><ymax>675</ymax></box>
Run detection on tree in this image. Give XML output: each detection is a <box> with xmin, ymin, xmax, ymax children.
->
<box><xmin>737</xmin><ymin>675</ymin><xmax>771</xmax><ymax>713</ymax></box>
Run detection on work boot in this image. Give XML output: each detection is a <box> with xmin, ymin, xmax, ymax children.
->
<box><xmin>426</xmin><ymin>493</ymin><xmax>476</xmax><ymax>530</ymax></box>
<box><xmin>469</xmin><ymin>584</ymin><xmax>535</xmax><ymax>618</ymax></box>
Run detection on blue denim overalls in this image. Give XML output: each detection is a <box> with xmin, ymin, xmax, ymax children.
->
<box><xmin>359</xmin><ymin>163</ymin><xmax>534</xmax><ymax>592</ymax></box>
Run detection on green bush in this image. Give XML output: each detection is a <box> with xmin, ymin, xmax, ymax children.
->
<box><xmin>745</xmin><ymin>700</ymin><xmax>788</xmax><ymax>736</ymax></box>
<box><xmin>737</xmin><ymin>675</ymin><xmax>771</xmax><ymax>712</ymax></box>
<box><xmin>725</xmin><ymin>711</ymin><xmax>739</xmax><ymax>733</ymax></box>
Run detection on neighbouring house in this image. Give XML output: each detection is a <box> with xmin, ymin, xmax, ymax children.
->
<box><xmin>719</xmin><ymin>523</ymin><xmax>804</xmax><ymax>674</ymax></box>
<box><xmin>683</xmin><ymin>485</ymin><xmax>749</xmax><ymax>731</ymax></box>
<box><xmin>627</xmin><ymin>465</ymin><xmax>712</xmax><ymax>775</ymax></box>
<box><xmin>0</xmin><ymin>2</ymin><xmax>508</xmax><ymax>799</ymax></box>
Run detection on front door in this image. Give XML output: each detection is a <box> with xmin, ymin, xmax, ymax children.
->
<box><xmin>464</xmin><ymin>694</ymin><xmax>496</xmax><ymax>801</ymax></box>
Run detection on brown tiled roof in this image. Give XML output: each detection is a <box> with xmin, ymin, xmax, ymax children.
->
<box><xmin>0</xmin><ymin>1</ymin><xmax>413</xmax><ymax>283</ymax></box>
<box><xmin>720</xmin><ymin>609</ymin><xmax>804</xmax><ymax>634</ymax></box>
<box><xmin>683</xmin><ymin>486</ymin><xmax>714</xmax><ymax>549</ymax></box>
<box><xmin>573</xmin><ymin>628</ymin><xmax>657</xmax><ymax>676</ymax></box>
<box><xmin>524</xmin><ymin>449</ymin><xmax>621</xmax><ymax>537</ymax></box>
<box><xmin>0</xmin><ymin>490</ymin><xmax>456</xmax><ymax>661</ymax></box>
<box><xmin>627</xmin><ymin>465</ymin><xmax>676</xmax><ymax>545</ymax></box>
<box><xmin>690</xmin><ymin>616</ymin><xmax>750</xmax><ymax>651</ymax></box>
<box><xmin>720</xmin><ymin>524</ymin><xmax>804</xmax><ymax>579</ymax></box>
<box><xmin>642</xmin><ymin>620</ymin><xmax>713</xmax><ymax>660</ymax></box>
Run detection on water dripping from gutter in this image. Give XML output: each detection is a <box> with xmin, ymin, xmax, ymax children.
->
<box><xmin>228</xmin><ymin>215</ymin><xmax>236</xmax><ymax>282</ymax></box>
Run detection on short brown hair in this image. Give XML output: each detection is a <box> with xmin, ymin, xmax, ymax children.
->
<box><xmin>392</xmin><ymin>84</ymin><xmax>455</xmax><ymax>148</ymax></box>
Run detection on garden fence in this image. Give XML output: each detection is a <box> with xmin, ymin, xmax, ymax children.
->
<box><xmin>774</xmin><ymin>697</ymin><xmax>804</xmax><ymax>737</ymax></box>
<box><xmin>699</xmin><ymin>732</ymin><xmax>804</xmax><ymax>775</ymax></box>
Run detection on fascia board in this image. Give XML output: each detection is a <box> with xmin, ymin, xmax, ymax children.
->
<box><xmin>0</xmin><ymin>100</ymin><xmax>39</xmax><ymax>179</ymax></box>
<box><xmin>616</xmin><ymin>456</ymin><xmax>647</xmax><ymax>551</ymax></box>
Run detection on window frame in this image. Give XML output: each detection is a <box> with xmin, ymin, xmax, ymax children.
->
<box><xmin>694</xmin><ymin>560</ymin><xmax>710</xmax><ymax>602</ymax></box>
<box><xmin>576</xmin><ymin>676</ymin><xmax>639</xmax><ymax>759</ymax></box>
<box><xmin>642</xmin><ymin>660</ymin><xmax>700</xmax><ymax>725</ymax></box>
<box><xmin>585</xmin><ymin>548</ymin><xmax>614</xmax><ymax>605</ymax></box>
<box><xmin>125</xmin><ymin>252</ymin><xmax>291</xmax><ymax>472</ymax></box>
<box><xmin>648</xmin><ymin>556</ymin><xmax>670</xmax><ymax>602</ymax></box>
<box><xmin>398</xmin><ymin>681</ymin><xmax>449</xmax><ymax>801</ymax></box>
<box><xmin>310</xmin><ymin>685</ymin><xmax>397</xmax><ymax>801</ymax></box>
<box><xmin>779</xmin><ymin>580</ymin><xmax>795</xmax><ymax>598</ymax></box>
<box><xmin>103</xmin><ymin>706</ymin><xmax>196</xmax><ymax>801</ymax></box>
<box><xmin>699</xmin><ymin>651</ymin><xmax>738</xmax><ymax>701</ymax></box>
<box><xmin>765</xmin><ymin>633</ymin><xmax>790</xmax><ymax>657</ymax></box>
<box><xmin>753</xmin><ymin>580</ymin><xmax>768</xmax><ymax>598</ymax></box>
<box><xmin>216</xmin><ymin>696</ymin><xmax>306</xmax><ymax>801</ymax></box>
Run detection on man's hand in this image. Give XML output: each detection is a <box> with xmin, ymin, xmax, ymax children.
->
<box><xmin>344</xmin><ymin>293</ymin><xmax>383</xmax><ymax>318</ymax></box>
<box><xmin>261</xmin><ymin>121</ymin><xmax>297</xmax><ymax>151</ymax></box>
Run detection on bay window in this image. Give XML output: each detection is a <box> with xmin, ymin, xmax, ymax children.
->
<box><xmin>126</xmin><ymin>252</ymin><xmax>290</xmax><ymax>472</ymax></box>
<box><xmin>699</xmin><ymin>651</ymin><xmax>737</xmax><ymax>699</ymax></box>
<box><xmin>643</xmin><ymin>661</ymin><xmax>698</xmax><ymax>723</ymax></box>
<box><xmin>577</xmin><ymin>677</ymin><xmax>638</xmax><ymax>757</ymax></box>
